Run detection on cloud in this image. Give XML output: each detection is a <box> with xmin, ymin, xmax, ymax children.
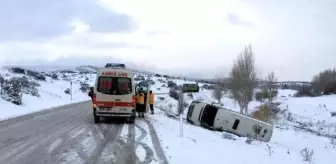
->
<box><xmin>226</xmin><ymin>12</ymin><xmax>254</xmax><ymax>27</ymax></box>
<box><xmin>0</xmin><ymin>0</ymin><xmax>135</xmax><ymax>41</ymax></box>
<box><xmin>1</xmin><ymin>0</ymin><xmax>336</xmax><ymax>81</ymax></box>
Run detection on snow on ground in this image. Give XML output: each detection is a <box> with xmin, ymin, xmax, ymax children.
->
<box><xmin>1</xmin><ymin>67</ymin><xmax>336</xmax><ymax>164</ymax></box>
<box><xmin>0</xmin><ymin>68</ymin><xmax>96</xmax><ymax>120</ymax></box>
<box><xmin>147</xmin><ymin>77</ymin><xmax>336</xmax><ymax>164</ymax></box>
<box><xmin>148</xmin><ymin>111</ymin><xmax>336</xmax><ymax>164</ymax></box>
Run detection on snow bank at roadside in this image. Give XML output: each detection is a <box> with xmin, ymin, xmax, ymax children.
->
<box><xmin>151</xmin><ymin>89</ymin><xmax>336</xmax><ymax>164</ymax></box>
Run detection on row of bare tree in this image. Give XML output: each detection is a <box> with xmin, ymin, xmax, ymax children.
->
<box><xmin>212</xmin><ymin>45</ymin><xmax>278</xmax><ymax>115</ymax></box>
<box><xmin>212</xmin><ymin>44</ymin><xmax>336</xmax><ymax>115</ymax></box>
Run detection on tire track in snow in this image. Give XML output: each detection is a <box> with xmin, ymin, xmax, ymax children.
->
<box><xmin>85</xmin><ymin>124</ymin><xmax>123</xmax><ymax>164</ymax></box>
<box><xmin>125</xmin><ymin>124</ymin><xmax>136</xmax><ymax>164</ymax></box>
<box><xmin>0</xmin><ymin>102</ymin><xmax>125</xmax><ymax>164</ymax></box>
<box><xmin>145</xmin><ymin>119</ymin><xmax>169</xmax><ymax>164</ymax></box>
<box><xmin>1</xmin><ymin>110</ymin><xmax>90</xmax><ymax>164</ymax></box>
<box><xmin>134</xmin><ymin>123</ymin><xmax>155</xmax><ymax>164</ymax></box>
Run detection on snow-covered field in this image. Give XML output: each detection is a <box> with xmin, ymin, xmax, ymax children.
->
<box><xmin>0</xmin><ymin>68</ymin><xmax>95</xmax><ymax>120</ymax></box>
<box><xmin>149</xmin><ymin>87</ymin><xmax>336</xmax><ymax>164</ymax></box>
<box><xmin>1</xmin><ymin>67</ymin><xmax>335</xmax><ymax>164</ymax></box>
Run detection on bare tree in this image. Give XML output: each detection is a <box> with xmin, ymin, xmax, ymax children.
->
<box><xmin>213</xmin><ymin>84</ymin><xmax>223</xmax><ymax>104</ymax></box>
<box><xmin>311</xmin><ymin>68</ymin><xmax>336</xmax><ymax>95</ymax></box>
<box><xmin>229</xmin><ymin>44</ymin><xmax>257</xmax><ymax>114</ymax></box>
<box><xmin>0</xmin><ymin>75</ymin><xmax>4</xmax><ymax>95</ymax></box>
<box><xmin>265</xmin><ymin>72</ymin><xmax>278</xmax><ymax>102</ymax></box>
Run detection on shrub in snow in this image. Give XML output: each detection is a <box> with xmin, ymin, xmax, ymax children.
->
<box><xmin>30</xmin><ymin>80</ymin><xmax>41</xmax><ymax>87</ymax></box>
<box><xmin>51</xmin><ymin>73</ymin><xmax>58</xmax><ymax>80</ymax></box>
<box><xmin>202</xmin><ymin>84</ymin><xmax>213</xmax><ymax>90</ymax></box>
<box><xmin>146</xmin><ymin>79</ymin><xmax>155</xmax><ymax>85</ymax></box>
<box><xmin>286</xmin><ymin>112</ymin><xmax>294</xmax><ymax>122</ymax></box>
<box><xmin>255</xmin><ymin>91</ymin><xmax>264</xmax><ymax>102</ymax></box>
<box><xmin>10</xmin><ymin>67</ymin><xmax>25</xmax><ymax>74</ymax></box>
<box><xmin>255</xmin><ymin>89</ymin><xmax>278</xmax><ymax>103</ymax></box>
<box><xmin>323</xmin><ymin>81</ymin><xmax>336</xmax><ymax>95</ymax></box>
<box><xmin>251</xmin><ymin>104</ymin><xmax>278</xmax><ymax>123</ymax></box>
<box><xmin>187</xmin><ymin>93</ymin><xmax>193</xmax><ymax>99</ymax></box>
<box><xmin>331</xmin><ymin>138</ymin><xmax>336</xmax><ymax>148</ymax></box>
<box><xmin>134</xmin><ymin>76</ymin><xmax>145</xmax><ymax>81</ymax></box>
<box><xmin>300</xmin><ymin>148</ymin><xmax>314</xmax><ymax>162</ymax></box>
<box><xmin>64</xmin><ymin>88</ymin><xmax>71</xmax><ymax>94</ymax></box>
<box><xmin>266</xmin><ymin>144</ymin><xmax>273</xmax><ymax>156</ymax></box>
<box><xmin>26</xmin><ymin>70</ymin><xmax>46</xmax><ymax>81</ymax></box>
<box><xmin>169</xmin><ymin>89</ymin><xmax>179</xmax><ymax>100</ymax></box>
<box><xmin>0</xmin><ymin>75</ymin><xmax>4</xmax><ymax>95</ymax></box>
<box><xmin>19</xmin><ymin>76</ymin><xmax>40</xmax><ymax>97</ymax></box>
<box><xmin>212</xmin><ymin>84</ymin><xmax>223</xmax><ymax>104</ymax></box>
<box><xmin>80</xmin><ymin>82</ymin><xmax>90</xmax><ymax>93</ymax></box>
<box><xmin>222</xmin><ymin>132</ymin><xmax>236</xmax><ymax>140</ymax></box>
<box><xmin>182</xmin><ymin>101</ymin><xmax>189</xmax><ymax>108</ymax></box>
<box><xmin>167</xmin><ymin>81</ymin><xmax>177</xmax><ymax>88</ymax></box>
<box><xmin>1</xmin><ymin>78</ymin><xmax>23</xmax><ymax>105</ymax></box>
<box><xmin>331</xmin><ymin>112</ymin><xmax>336</xmax><ymax>117</ymax></box>
<box><xmin>311</xmin><ymin>68</ymin><xmax>336</xmax><ymax>95</ymax></box>
<box><xmin>245</xmin><ymin>135</ymin><xmax>254</xmax><ymax>144</ymax></box>
<box><xmin>158</xmin><ymin>97</ymin><xmax>165</xmax><ymax>101</ymax></box>
<box><xmin>161</xmin><ymin>84</ymin><xmax>167</xmax><ymax>87</ymax></box>
<box><xmin>264</xmin><ymin>72</ymin><xmax>278</xmax><ymax>102</ymax></box>
<box><xmin>294</xmin><ymin>87</ymin><xmax>316</xmax><ymax>97</ymax></box>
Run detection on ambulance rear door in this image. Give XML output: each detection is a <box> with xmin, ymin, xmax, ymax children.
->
<box><xmin>94</xmin><ymin>68</ymin><xmax>134</xmax><ymax>110</ymax></box>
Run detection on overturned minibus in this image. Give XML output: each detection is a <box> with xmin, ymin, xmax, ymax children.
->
<box><xmin>186</xmin><ymin>101</ymin><xmax>273</xmax><ymax>142</ymax></box>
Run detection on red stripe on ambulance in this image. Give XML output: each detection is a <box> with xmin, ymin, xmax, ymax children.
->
<box><xmin>95</xmin><ymin>101</ymin><xmax>134</xmax><ymax>107</ymax></box>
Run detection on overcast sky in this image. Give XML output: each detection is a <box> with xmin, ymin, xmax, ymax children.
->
<box><xmin>0</xmin><ymin>0</ymin><xmax>335</xmax><ymax>81</ymax></box>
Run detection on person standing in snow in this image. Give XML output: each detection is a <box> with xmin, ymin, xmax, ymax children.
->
<box><xmin>149</xmin><ymin>90</ymin><xmax>155</xmax><ymax>114</ymax></box>
<box><xmin>88</xmin><ymin>87</ymin><xmax>94</xmax><ymax>100</ymax></box>
<box><xmin>137</xmin><ymin>91</ymin><xmax>145</xmax><ymax>118</ymax></box>
<box><xmin>135</xmin><ymin>92</ymin><xmax>140</xmax><ymax>116</ymax></box>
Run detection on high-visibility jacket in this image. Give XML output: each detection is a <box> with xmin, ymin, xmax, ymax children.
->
<box><xmin>149</xmin><ymin>93</ymin><xmax>154</xmax><ymax>104</ymax></box>
<box><xmin>137</xmin><ymin>93</ymin><xmax>144</xmax><ymax>104</ymax></box>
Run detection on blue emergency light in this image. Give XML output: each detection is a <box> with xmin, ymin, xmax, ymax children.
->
<box><xmin>105</xmin><ymin>63</ymin><xmax>126</xmax><ymax>68</ymax></box>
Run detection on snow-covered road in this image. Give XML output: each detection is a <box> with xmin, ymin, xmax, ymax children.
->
<box><xmin>0</xmin><ymin>101</ymin><xmax>168</xmax><ymax>164</ymax></box>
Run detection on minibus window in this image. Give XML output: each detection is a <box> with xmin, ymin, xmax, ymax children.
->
<box><xmin>232</xmin><ymin>119</ymin><xmax>240</xmax><ymax>130</ymax></box>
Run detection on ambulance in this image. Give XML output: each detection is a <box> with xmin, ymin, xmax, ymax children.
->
<box><xmin>91</xmin><ymin>63</ymin><xmax>137</xmax><ymax>123</ymax></box>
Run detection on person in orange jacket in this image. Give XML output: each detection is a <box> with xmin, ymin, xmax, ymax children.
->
<box><xmin>137</xmin><ymin>91</ymin><xmax>145</xmax><ymax>118</ymax></box>
<box><xmin>149</xmin><ymin>90</ymin><xmax>154</xmax><ymax>114</ymax></box>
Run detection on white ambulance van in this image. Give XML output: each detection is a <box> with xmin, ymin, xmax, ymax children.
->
<box><xmin>92</xmin><ymin>63</ymin><xmax>136</xmax><ymax>123</ymax></box>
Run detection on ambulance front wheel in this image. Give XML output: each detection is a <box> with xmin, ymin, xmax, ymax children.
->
<box><xmin>93</xmin><ymin>109</ymin><xmax>100</xmax><ymax>124</ymax></box>
<box><xmin>128</xmin><ymin>109</ymin><xmax>136</xmax><ymax>123</ymax></box>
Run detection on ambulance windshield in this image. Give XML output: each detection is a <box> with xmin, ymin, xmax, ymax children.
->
<box><xmin>97</xmin><ymin>77</ymin><xmax>132</xmax><ymax>95</ymax></box>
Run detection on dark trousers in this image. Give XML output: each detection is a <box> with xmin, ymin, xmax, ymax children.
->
<box><xmin>149</xmin><ymin>104</ymin><xmax>154</xmax><ymax>112</ymax></box>
<box><xmin>136</xmin><ymin>103</ymin><xmax>140</xmax><ymax>112</ymax></box>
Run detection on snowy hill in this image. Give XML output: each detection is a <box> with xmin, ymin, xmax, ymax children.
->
<box><xmin>0</xmin><ymin>67</ymin><xmax>96</xmax><ymax>120</ymax></box>
<box><xmin>0</xmin><ymin>66</ymin><xmax>335</xmax><ymax>164</ymax></box>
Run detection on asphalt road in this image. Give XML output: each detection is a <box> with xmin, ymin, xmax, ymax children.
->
<box><xmin>0</xmin><ymin>101</ymin><xmax>168</xmax><ymax>164</ymax></box>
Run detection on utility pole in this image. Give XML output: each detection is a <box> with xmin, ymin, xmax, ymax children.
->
<box><xmin>178</xmin><ymin>91</ymin><xmax>184</xmax><ymax>137</ymax></box>
<box><xmin>70</xmin><ymin>81</ymin><xmax>73</xmax><ymax>101</ymax></box>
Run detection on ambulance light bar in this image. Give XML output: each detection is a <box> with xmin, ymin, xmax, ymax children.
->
<box><xmin>105</xmin><ymin>63</ymin><xmax>126</xmax><ymax>68</ymax></box>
